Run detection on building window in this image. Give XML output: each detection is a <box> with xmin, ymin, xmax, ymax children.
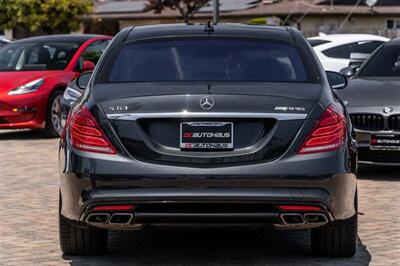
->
<box><xmin>386</xmin><ymin>19</ymin><xmax>400</xmax><ymax>29</ymax></box>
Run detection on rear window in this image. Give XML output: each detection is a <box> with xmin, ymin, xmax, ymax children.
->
<box><xmin>322</xmin><ymin>41</ymin><xmax>384</xmax><ymax>59</ymax></box>
<box><xmin>359</xmin><ymin>45</ymin><xmax>400</xmax><ymax>77</ymax></box>
<box><xmin>308</xmin><ymin>39</ymin><xmax>331</xmax><ymax>47</ymax></box>
<box><xmin>108</xmin><ymin>39</ymin><xmax>309</xmax><ymax>82</ymax></box>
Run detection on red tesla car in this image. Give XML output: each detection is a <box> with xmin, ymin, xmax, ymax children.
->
<box><xmin>0</xmin><ymin>34</ymin><xmax>112</xmax><ymax>136</ymax></box>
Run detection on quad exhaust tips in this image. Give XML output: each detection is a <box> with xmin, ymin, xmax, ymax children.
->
<box><xmin>280</xmin><ymin>213</ymin><xmax>328</xmax><ymax>225</ymax></box>
<box><xmin>86</xmin><ymin>213</ymin><xmax>110</xmax><ymax>224</ymax></box>
<box><xmin>281</xmin><ymin>213</ymin><xmax>305</xmax><ymax>225</ymax></box>
<box><xmin>85</xmin><ymin>213</ymin><xmax>133</xmax><ymax>225</ymax></box>
<box><xmin>304</xmin><ymin>213</ymin><xmax>328</xmax><ymax>224</ymax></box>
<box><xmin>109</xmin><ymin>213</ymin><xmax>133</xmax><ymax>225</ymax></box>
<box><xmin>85</xmin><ymin>209</ymin><xmax>328</xmax><ymax>227</ymax></box>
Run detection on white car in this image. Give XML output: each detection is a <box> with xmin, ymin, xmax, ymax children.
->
<box><xmin>0</xmin><ymin>36</ymin><xmax>10</xmax><ymax>48</ymax></box>
<box><xmin>308</xmin><ymin>33</ymin><xmax>389</xmax><ymax>72</ymax></box>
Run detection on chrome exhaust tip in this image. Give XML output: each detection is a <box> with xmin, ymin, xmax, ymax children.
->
<box><xmin>280</xmin><ymin>213</ymin><xmax>305</xmax><ymax>225</ymax></box>
<box><xmin>109</xmin><ymin>213</ymin><xmax>133</xmax><ymax>225</ymax></box>
<box><xmin>86</xmin><ymin>213</ymin><xmax>110</xmax><ymax>224</ymax></box>
<box><xmin>304</xmin><ymin>213</ymin><xmax>328</xmax><ymax>224</ymax></box>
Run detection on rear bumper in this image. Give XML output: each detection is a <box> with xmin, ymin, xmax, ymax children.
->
<box><xmin>80</xmin><ymin>187</ymin><xmax>334</xmax><ymax>229</ymax></box>
<box><xmin>60</xmin><ymin>150</ymin><xmax>357</xmax><ymax>229</ymax></box>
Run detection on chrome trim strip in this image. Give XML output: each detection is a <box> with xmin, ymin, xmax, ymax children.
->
<box><xmin>355</xmin><ymin>129</ymin><xmax>400</xmax><ymax>134</ymax></box>
<box><xmin>107</xmin><ymin>112</ymin><xmax>307</xmax><ymax>121</ymax></box>
<box><xmin>358</xmin><ymin>160</ymin><xmax>400</xmax><ymax>166</ymax></box>
<box><xmin>370</xmin><ymin>147</ymin><xmax>400</xmax><ymax>151</ymax></box>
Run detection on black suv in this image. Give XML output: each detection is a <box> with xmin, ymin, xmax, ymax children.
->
<box><xmin>59</xmin><ymin>24</ymin><xmax>358</xmax><ymax>257</ymax></box>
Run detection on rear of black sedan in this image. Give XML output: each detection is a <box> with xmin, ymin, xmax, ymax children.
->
<box><xmin>59</xmin><ymin>24</ymin><xmax>358</xmax><ymax>257</ymax></box>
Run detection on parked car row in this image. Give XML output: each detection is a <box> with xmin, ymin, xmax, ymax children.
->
<box><xmin>308</xmin><ymin>33</ymin><xmax>389</xmax><ymax>72</ymax></box>
<box><xmin>0</xmin><ymin>27</ymin><xmax>398</xmax><ymax>258</ymax></box>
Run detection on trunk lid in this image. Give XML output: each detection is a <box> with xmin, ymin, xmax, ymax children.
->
<box><xmin>96</xmin><ymin>82</ymin><xmax>321</xmax><ymax>166</ymax></box>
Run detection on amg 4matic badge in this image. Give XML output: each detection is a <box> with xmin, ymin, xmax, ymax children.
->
<box><xmin>274</xmin><ymin>106</ymin><xmax>306</xmax><ymax>112</ymax></box>
<box><xmin>180</xmin><ymin>122</ymin><xmax>233</xmax><ymax>150</ymax></box>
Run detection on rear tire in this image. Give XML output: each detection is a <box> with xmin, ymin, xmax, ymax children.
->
<box><xmin>59</xmin><ymin>203</ymin><xmax>108</xmax><ymax>255</ymax></box>
<box><xmin>310</xmin><ymin>214</ymin><xmax>358</xmax><ymax>257</ymax></box>
<box><xmin>42</xmin><ymin>90</ymin><xmax>64</xmax><ymax>138</ymax></box>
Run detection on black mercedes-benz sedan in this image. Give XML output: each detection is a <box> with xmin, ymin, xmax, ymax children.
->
<box><xmin>338</xmin><ymin>39</ymin><xmax>400</xmax><ymax>166</ymax></box>
<box><xmin>59</xmin><ymin>24</ymin><xmax>358</xmax><ymax>257</ymax></box>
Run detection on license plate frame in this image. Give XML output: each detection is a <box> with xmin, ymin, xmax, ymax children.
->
<box><xmin>180</xmin><ymin>121</ymin><xmax>234</xmax><ymax>150</ymax></box>
<box><xmin>370</xmin><ymin>134</ymin><xmax>400</xmax><ymax>151</ymax></box>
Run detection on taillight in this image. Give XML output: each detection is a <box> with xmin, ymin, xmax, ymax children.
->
<box><xmin>298</xmin><ymin>105</ymin><xmax>346</xmax><ymax>154</ymax></box>
<box><xmin>69</xmin><ymin>106</ymin><xmax>116</xmax><ymax>154</ymax></box>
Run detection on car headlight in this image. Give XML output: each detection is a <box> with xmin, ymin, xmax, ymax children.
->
<box><xmin>63</xmin><ymin>86</ymin><xmax>82</xmax><ymax>102</ymax></box>
<box><xmin>8</xmin><ymin>79</ymin><xmax>44</xmax><ymax>95</ymax></box>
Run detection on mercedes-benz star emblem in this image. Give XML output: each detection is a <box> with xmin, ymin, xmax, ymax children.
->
<box><xmin>383</xmin><ymin>107</ymin><xmax>393</xmax><ymax>114</ymax></box>
<box><xmin>200</xmin><ymin>96</ymin><xmax>215</xmax><ymax>110</ymax></box>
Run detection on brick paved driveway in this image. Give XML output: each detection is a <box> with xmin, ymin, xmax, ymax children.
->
<box><xmin>0</xmin><ymin>130</ymin><xmax>399</xmax><ymax>266</ymax></box>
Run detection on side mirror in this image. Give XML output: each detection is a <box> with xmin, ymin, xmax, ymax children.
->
<box><xmin>76</xmin><ymin>72</ymin><xmax>92</xmax><ymax>90</ymax></box>
<box><xmin>82</xmin><ymin>60</ymin><xmax>95</xmax><ymax>72</ymax></box>
<box><xmin>326</xmin><ymin>71</ymin><xmax>347</xmax><ymax>90</ymax></box>
<box><xmin>339</xmin><ymin>66</ymin><xmax>357</xmax><ymax>78</ymax></box>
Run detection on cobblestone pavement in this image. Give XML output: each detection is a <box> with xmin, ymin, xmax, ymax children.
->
<box><xmin>0</xmin><ymin>129</ymin><xmax>399</xmax><ymax>266</ymax></box>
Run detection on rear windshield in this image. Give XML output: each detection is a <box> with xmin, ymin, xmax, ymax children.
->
<box><xmin>359</xmin><ymin>45</ymin><xmax>400</xmax><ymax>77</ymax></box>
<box><xmin>108</xmin><ymin>39</ymin><xmax>310</xmax><ymax>82</ymax></box>
<box><xmin>308</xmin><ymin>39</ymin><xmax>331</xmax><ymax>47</ymax></box>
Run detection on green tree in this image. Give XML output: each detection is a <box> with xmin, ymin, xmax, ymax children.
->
<box><xmin>0</xmin><ymin>0</ymin><xmax>93</xmax><ymax>36</ymax></box>
<box><xmin>144</xmin><ymin>0</ymin><xmax>210</xmax><ymax>23</ymax></box>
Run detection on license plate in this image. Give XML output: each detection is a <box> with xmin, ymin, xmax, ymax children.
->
<box><xmin>370</xmin><ymin>134</ymin><xmax>400</xmax><ymax>151</ymax></box>
<box><xmin>180</xmin><ymin>122</ymin><xmax>233</xmax><ymax>150</ymax></box>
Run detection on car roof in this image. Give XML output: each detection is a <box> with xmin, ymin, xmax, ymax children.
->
<box><xmin>0</xmin><ymin>36</ymin><xmax>10</xmax><ymax>42</ymax></box>
<box><xmin>12</xmin><ymin>34</ymin><xmax>111</xmax><ymax>44</ymax></box>
<box><xmin>308</xmin><ymin>33</ymin><xmax>389</xmax><ymax>43</ymax></box>
<box><xmin>385</xmin><ymin>38</ymin><xmax>400</xmax><ymax>46</ymax></box>
<box><xmin>127</xmin><ymin>23</ymin><xmax>295</xmax><ymax>43</ymax></box>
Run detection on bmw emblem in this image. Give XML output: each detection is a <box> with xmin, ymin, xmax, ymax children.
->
<box><xmin>383</xmin><ymin>107</ymin><xmax>393</xmax><ymax>114</ymax></box>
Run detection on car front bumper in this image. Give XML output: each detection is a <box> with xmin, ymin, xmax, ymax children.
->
<box><xmin>355</xmin><ymin>129</ymin><xmax>400</xmax><ymax>166</ymax></box>
<box><xmin>0</xmin><ymin>93</ymin><xmax>47</xmax><ymax>129</ymax></box>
